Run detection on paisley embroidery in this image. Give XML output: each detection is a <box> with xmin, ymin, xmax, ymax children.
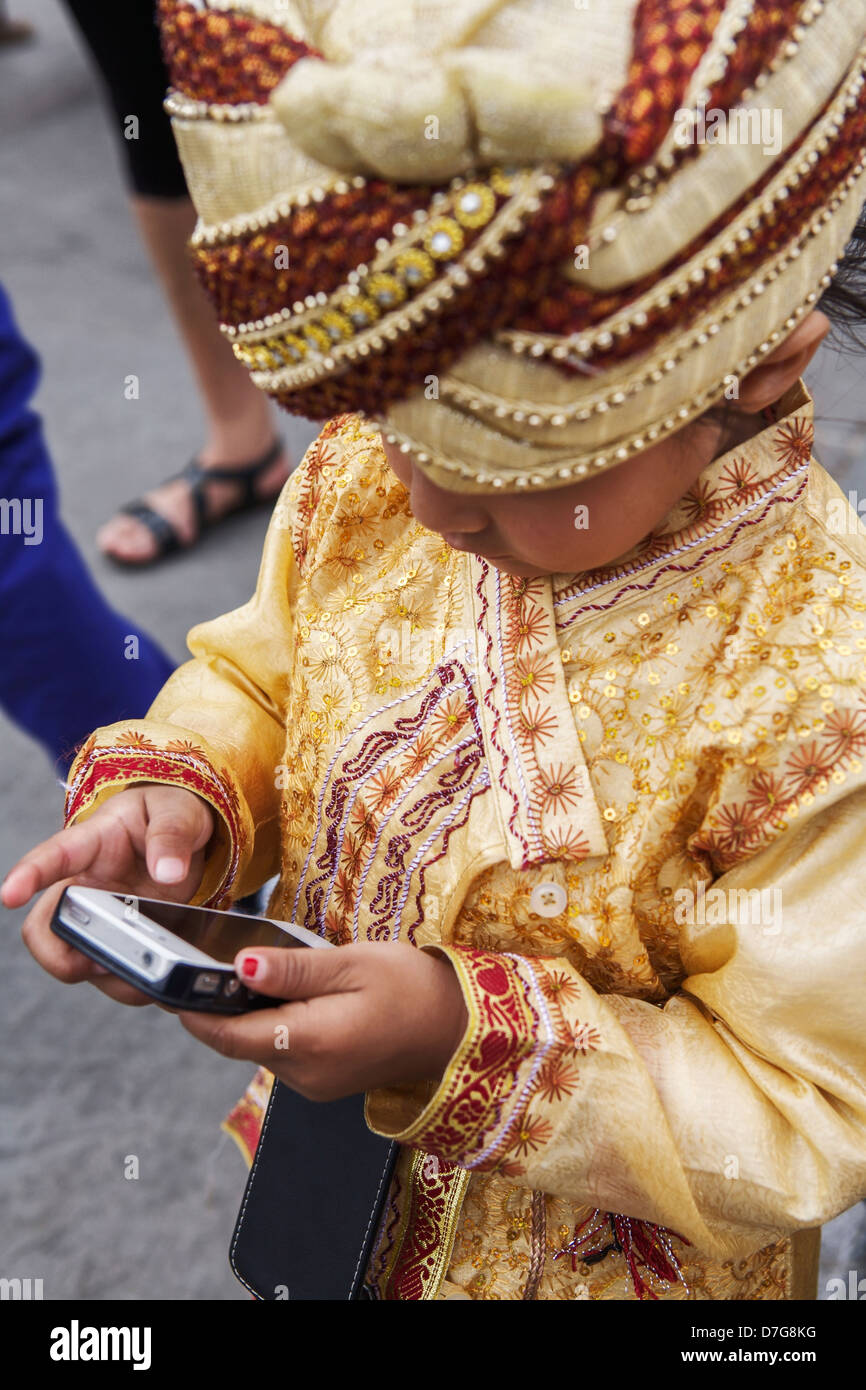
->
<box><xmin>290</xmin><ymin>655</ymin><xmax>490</xmax><ymax>944</ymax></box>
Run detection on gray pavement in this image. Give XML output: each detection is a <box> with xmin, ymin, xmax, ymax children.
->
<box><xmin>0</xmin><ymin>0</ymin><xmax>864</xmax><ymax>1301</ymax></box>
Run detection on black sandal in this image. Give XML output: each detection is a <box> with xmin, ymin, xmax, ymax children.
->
<box><xmin>104</xmin><ymin>436</ymin><xmax>286</xmax><ymax>567</ymax></box>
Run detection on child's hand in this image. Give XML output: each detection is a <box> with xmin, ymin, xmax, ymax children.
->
<box><xmin>179</xmin><ymin>941</ymin><xmax>469</xmax><ymax>1099</ymax></box>
<box><xmin>2</xmin><ymin>785</ymin><xmax>215</xmax><ymax>1006</ymax></box>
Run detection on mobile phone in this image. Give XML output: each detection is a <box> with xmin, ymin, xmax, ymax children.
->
<box><xmin>50</xmin><ymin>885</ymin><xmax>331</xmax><ymax>1013</ymax></box>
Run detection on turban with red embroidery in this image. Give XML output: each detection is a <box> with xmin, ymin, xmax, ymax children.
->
<box><xmin>158</xmin><ymin>0</ymin><xmax>866</xmax><ymax>491</ymax></box>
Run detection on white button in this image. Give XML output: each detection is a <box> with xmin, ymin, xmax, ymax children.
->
<box><xmin>530</xmin><ymin>881</ymin><xmax>567</xmax><ymax>917</ymax></box>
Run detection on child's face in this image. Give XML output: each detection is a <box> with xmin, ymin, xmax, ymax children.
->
<box><xmin>381</xmin><ymin>406</ymin><xmax>763</xmax><ymax>578</ymax></box>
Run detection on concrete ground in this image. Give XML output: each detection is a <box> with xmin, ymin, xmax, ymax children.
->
<box><xmin>1</xmin><ymin>0</ymin><xmax>864</xmax><ymax>1301</ymax></box>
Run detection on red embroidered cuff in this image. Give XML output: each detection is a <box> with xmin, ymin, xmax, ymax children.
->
<box><xmin>366</xmin><ymin>944</ymin><xmax>557</xmax><ymax>1171</ymax></box>
<box><xmin>64</xmin><ymin>723</ymin><xmax>253</xmax><ymax>907</ymax></box>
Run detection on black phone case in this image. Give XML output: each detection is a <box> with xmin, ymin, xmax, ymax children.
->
<box><xmin>230</xmin><ymin>1078</ymin><xmax>398</xmax><ymax>1301</ymax></box>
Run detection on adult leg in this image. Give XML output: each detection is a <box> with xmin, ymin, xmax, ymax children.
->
<box><xmin>98</xmin><ymin>196</ymin><xmax>290</xmax><ymax>561</ymax></box>
<box><xmin>60</xmin><ymin>0</ymin><xmax>292</xmax><ymax>563</ymax></box>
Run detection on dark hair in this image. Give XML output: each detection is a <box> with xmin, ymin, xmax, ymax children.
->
<box><xmin>817</xmin><ymin>200</ymin><xmax>866</xmax><ymax>351</ymax></box>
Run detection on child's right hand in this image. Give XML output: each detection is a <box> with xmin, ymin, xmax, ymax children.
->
<box><xmin>1</xmin><ymin>784</ymin><xmax>215</xmax><ymax>1006</ymax></box>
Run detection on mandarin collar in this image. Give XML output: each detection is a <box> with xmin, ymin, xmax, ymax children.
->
<box><xmin>551</xmin><ymin>378</ymin><xmax>814</xmax><ymax>613</ymax></box>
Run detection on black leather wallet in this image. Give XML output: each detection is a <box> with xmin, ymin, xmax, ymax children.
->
<box><xmin>230</xmin><ymin>1077</ymin><xmax>398</xmax><ymax>1300</ymax></box>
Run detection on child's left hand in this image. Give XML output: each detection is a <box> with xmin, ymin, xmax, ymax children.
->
<box><xmin>178</xmin><ymin>941</ymin><xmax>469</xmax><ymax>1100</ymax></box>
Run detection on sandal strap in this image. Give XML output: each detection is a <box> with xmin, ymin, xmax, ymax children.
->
<box><xmin>111</xmin><ymin>436</ymin><xmax>286</xmax><ymax>563</ymax></box>
<box><xmin>175</xmin><ymin>436</ymin><xmax>285</xmax><ymax>524</ymax></box>
<box><xmin>116</xmin><ymin>500</ymin><xmax>184</xmax><ymax>557</ymax></box>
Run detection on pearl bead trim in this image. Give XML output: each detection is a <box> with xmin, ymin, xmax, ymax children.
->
<box><xmin>190</xmin><ymin>172</ymin><xmax>368</xmax><ymax>249</ymax></box>
<box><xmin>601</xmin><ymin>0</ymin><xmax>831</xmax><ymax>246</ymax></box>
<box><xmin>235</xmin><ymin>166</ymin><xmax>558</xmax><ymax>380</ymax></box>
<box><xmin>225</xmin><ymin>166</ymin><xmax>541</xmax><ymax>343</ymax></box>
<box><xmin>368</xmin><ymin>265</ymin><xmax>846</xmax><ymax>493</ymax></box>
<box><xmin>444</xmin><ymin>145</ymin><xmax>864</xmax><ymax>431</ymax></box>
<box><xmin>186</xmin><ymin>142</ymin><xmax>518</xmax><ymax>253</ymax></box>
<box><xmin>164</xmin><ymin>89</ymin><xmax>271</xmax><ymax>125</ymax></box>
<box><xmin>501</xmin><ymin>56</ymin><xmax>866</xmax><ymax>363</ymax></box>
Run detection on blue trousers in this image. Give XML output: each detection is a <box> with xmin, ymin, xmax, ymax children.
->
<box><xmin>0</xmin><ymin>283</ymin><xmax>174</xmax><ymax>774</ymax></box>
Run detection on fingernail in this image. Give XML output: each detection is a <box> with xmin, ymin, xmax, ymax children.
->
<box><xmin>154</xmin><ymin>857</ymin><xmax>185</xmax><ymax>884</ymax></box>
<box><xmin>91</xmin><ymin>964</ymin><xmax>111</xmax><ymax>977</ymax></box>
<box><xmin>240</xmin><ymin>955</ymin><xmax>261</xmax><ymax>980</ymax></box>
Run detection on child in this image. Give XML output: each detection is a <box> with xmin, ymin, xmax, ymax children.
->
<box><xmin>6</xmin><ymin>0</ymin><xmax>866</xmax><ymax>1300</ymax></box>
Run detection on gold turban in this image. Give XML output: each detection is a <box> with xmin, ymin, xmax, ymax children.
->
<box><xmin>159</xmin><ymin>0</ymin><xmax>866</xmax><ymax>490</ymax></box>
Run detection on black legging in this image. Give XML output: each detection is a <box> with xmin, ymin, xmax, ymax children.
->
<box><xmin>61</xmin><ymin>0</ymin><xmax>188</xmax><ymax>198</ymax></box>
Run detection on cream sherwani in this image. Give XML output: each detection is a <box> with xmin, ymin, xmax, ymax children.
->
<box><xmin>66</xmin><ymin>379</ymin><xmax>866</xmax><ymax>1299</ymax></box>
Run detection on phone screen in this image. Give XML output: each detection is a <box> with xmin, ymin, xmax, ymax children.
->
<box><xmin>127</xmin><ymin>896</ymin><xmax>309</xmax><ymax>964</ymax></box>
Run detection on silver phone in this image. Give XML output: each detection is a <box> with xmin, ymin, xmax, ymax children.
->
<box><xmin>51</xmin><ymin>885</ymin><xmax>330</xmax><ymax>1013</ymax></box>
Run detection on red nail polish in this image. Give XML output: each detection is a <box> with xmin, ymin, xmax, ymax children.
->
<box><xmin>241</xmin><ymin>956</ymin><xmax>259</xmax><ymax>979</ymax></box>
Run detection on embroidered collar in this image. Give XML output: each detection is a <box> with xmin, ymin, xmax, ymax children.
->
<box><xmin>464</xmin><ymin>380</ymin><xmax>815</xmax><ymax>872</ymax></box>
<box><xmin>551</xmin><ymin>378</ymin><xmax>814</xmax><ymax>615</ymax></box>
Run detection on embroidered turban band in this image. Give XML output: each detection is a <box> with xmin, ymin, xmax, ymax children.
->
<box><xmin>158</xmin><ymin>0</ymin><xmax>866</xmax><ymax>492</ymax></box>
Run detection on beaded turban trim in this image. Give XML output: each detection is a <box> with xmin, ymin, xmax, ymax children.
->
<box><xmin>159</xmin><ymin>0</ymin><xmax>866</xmax><ymax>492</ymax></box>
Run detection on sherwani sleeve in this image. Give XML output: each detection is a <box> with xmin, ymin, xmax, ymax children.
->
<box><xmin>63</xmin><ymin>481</ymin><xmax>301</xmax><ymax>906</ymax></box>
<box><xmin>366</xmin><ymin>786</ymin><xmax>866</xmax><ymax>1259</ymax></box>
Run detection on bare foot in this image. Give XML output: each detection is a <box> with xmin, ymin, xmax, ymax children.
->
<box><xmin>97</xmin><ymin>444</ymin><xmax>292</xmax><ymax>564</ymax></box>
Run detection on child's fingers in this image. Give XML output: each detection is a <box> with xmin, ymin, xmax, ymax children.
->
<box><xmin>177</xmin><ymin>997</ymin><xmax>313</xmax><ymax>1062</ymax></box>
<box><xmin>234</xmin><ymin>944</ymin><xmax>357</xmax><ymax>1001</ymax></box>
<box><xmin>1</xmin><ymin>821</ymin><xmax>108</xmax><ymax>908</ymax></box>
<box><xmin>143</xmin><ymin>786</ymin><xmax>214</xmax><ymax>886</ymax></box>
<box><xmin>20</xmin><ymin>881</ymin><xmax>105</xmax><ymax>984</ymax></box>
<box><xmin>90</xmin><ymin>974</ymin><xmax>155</xmax><ymax>1007</ymax></box>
